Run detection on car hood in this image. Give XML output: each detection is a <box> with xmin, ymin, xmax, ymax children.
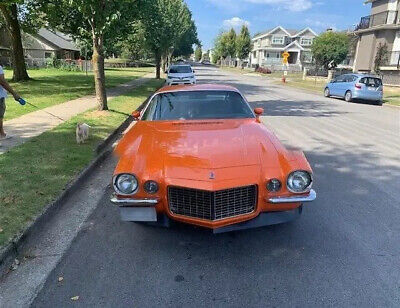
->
<box><xmin>115</xmin><ymin>119</ymin><xmax>287</xmax><ymax>182</ymax></box>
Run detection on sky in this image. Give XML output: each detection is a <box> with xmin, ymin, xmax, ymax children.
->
<box><xmin>185</xmin><ymin>0</ymin><xmax>371</xmax><ymax>50</ymax></box>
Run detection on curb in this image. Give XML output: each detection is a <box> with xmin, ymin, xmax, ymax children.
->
<box><xmin>0</xmin><ymin>148</ymin><xmax>111</xmax><ymax>277</ymax></box>
<box><xmin>0</xmin><ymin>94</ymin><xmax>153</xmax><ymax>278</ymax></box>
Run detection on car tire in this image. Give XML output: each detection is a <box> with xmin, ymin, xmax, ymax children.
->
<box><xmin>324</xmin><ymin>88</ymin><xmax>330</xmax><ymax>97</ymax></box>
<box><xmin>345</xmin><ymin>91</ymin><xmax>352</xmax><ymax>102</ymax></box>
<box><xmin>376</xmin><ymin>100</ymin><xmax>383</xmax><ymax>106</ymax></box>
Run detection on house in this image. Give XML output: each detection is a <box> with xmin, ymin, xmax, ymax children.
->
<box><xmin>0</xmin><ymin>27</ymin><xmax>80</xmax><ymax>66</ymax></box>
<box><xmin>353</xmin><ymin>0</ymin><xmax>400</xmax><ymax>81</ymax></box>
<box><xmin>250</xmin><ymin>26</ymin><xmax>317</xmax><ymax>70</ymax></box>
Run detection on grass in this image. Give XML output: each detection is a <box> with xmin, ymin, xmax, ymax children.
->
<box><xmin>219</xmin><ymin>66</ymin><xmax>255</xmax><ymax>74</ymax></box>
<box><xmin>0</xmin><ymin>78</ymin><xmax>164</xmax><ymax>248</ymax></box>
<box><xmin>3</xmin><ymin>67</ymin><xmax>154</xmax><ymax>120</ymax></box>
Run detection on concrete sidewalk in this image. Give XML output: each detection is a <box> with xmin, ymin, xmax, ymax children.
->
<box><xmin>0</xmin><ymin>72</ymin><xmax>154</xmax><ymax>154</ymax></box>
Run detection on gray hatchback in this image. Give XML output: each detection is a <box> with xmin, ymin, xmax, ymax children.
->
<box><xmin>324</xmin><ymin>74</ymin><xmax>383</xmax><ymax>105</ymax></box>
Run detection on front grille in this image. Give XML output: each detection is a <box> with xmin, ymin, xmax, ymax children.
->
<box><xmin>168</xmin><ymin>185</ymin><xmax>257</xmax><ymax>221</ymax></box>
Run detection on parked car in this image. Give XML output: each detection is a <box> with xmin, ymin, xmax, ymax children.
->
<box><xmin>165</xmin><ymin>64</ymin><xmax>196</xmax><ymax>86</ymax></box>
<box><xmin>324</xmin><ymin>74</ymin><xmax>383</xmax><ymax>105</ymax></box>
<box><xmin>111</xmin><ymin>84</ymin><xmax>316</xmax><ymax>233</ymax></box>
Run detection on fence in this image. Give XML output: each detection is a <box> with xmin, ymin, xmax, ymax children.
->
<box><xmin>306</xmin><ymin>67</ymin><xmax>353</xmax><ymax>78</ymax></box>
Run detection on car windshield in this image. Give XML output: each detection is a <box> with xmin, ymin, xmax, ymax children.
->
<box><xmin>169</xmin><ymin>66</ymin><xmax>192</xmax><ymax>74</ymax></box>
<box><xmin>142</xmin><ymin>91</ymin><xmax>255</xmax><ymax>121</ymax></box>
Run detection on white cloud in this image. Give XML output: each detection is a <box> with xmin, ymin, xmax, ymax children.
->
<box><xmin>208</xmin><ymin>0</ymin><xmax>313</xmax><ymax>12</ymax></box>
<box><xmin>223</xmin><ymin>17</ymin><xmax>250</xmax><ymax>30</ymax></box>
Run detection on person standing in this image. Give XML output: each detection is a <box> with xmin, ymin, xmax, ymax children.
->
<box><xmin>0</xmin><ymin>64</ymin><xmax>21</xmax><ymax>140</ymax></box>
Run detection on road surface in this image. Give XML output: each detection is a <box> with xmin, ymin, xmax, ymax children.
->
<box><xmin>2</xmin><ymin>65</ymin><xmax>400</xmax><ymax>307</ymax></box>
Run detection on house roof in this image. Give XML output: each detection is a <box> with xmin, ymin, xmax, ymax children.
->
<box><xmin>253</xmin><ymin>26</ymin><xmax>317</xmax><ymax>40</ymax></box>
<box><xmin>284</xmin><ymin>40</ymin><xmax>304</xmax><ymax>51</ymax></box>
<box><xmin>35</xmin><ymin>29</ymin><xmax>80</xmax><ymax>51</ymax></box>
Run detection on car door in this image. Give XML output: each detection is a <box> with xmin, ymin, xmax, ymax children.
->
<box><xmin>343</xmin><ymin>75</ymin><xmax>356</xmax><ymax>96</ymax></box>
<box><xmin>330</xmin><ymin>75</ymin><xmax>345</xmax><ymax>96</ymax></box>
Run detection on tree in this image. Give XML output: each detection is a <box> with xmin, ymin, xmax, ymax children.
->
<box><xmin>40</xmin><ymin>0</ymin><xmax>140</xmax><ymax>110</ymax></box>
<box><xmin>226</xmin><ymin>28</ymin><xmax>237</xmax><ymax>58</ymax></box>
<box><xmin>0</xmin><ymin>1</ymin><xmax>31</xmax><ymax>81</ymax></box>
<box><xmin>195</xmin><ymin>45</ymin><xmax>202</xmax><ymax>62</ymax></box>
<box><xmin>140</xmin><ymin>0</ymin><xmax>197</xmax><ymax>78</ymax></box>
<box><xmin>311</xmin><ymin>31</ymin><xmax>349</xmax><ymax>69</ymax></box>
<box><xmin>213</xmin><ymin>31</ymin><xmax>231</xmax><ymax>62</ymax></box>
<box><xmin>236</xmin><ymin>25</ymin><xmax>252</xmax><ymax>61</ymax></box>
<box><xmin>172</xmin><ymin>19</ymin><xmax>199</xmax><ymax>58</ymax></box>
<box><xmin>374</xmin><ymin>43</ymin><xmax>389</xmax><ymax>73</ymax></box>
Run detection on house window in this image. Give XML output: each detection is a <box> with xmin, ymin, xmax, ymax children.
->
<box><xmin>301</xmin><ymin>37</ymin><xmax>313</xmax><ymax>46</ymax></box>
<box><xmin>272</xmin><ymin>36</ymin><xmax>284</xmax><ymax>45</ymax></box>
<box><xmin>264</xmin><ymin>51</ymin><xmax>269</xmax><ymax>57</ymax></box>
<box><xmin>253</xmin><ymin>51</ymin><xmax>257</xmax><ymax>58</ymax></box>
<box><xmin>45</xmin><ymin>52</ymin><xmax>53</xmax><ymax>58</ymax></box>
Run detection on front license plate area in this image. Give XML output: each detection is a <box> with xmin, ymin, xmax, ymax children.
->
<box><xmin>119</xmin><ymin>207</ymin><xmax>157</xmax><ymax>222</ymax></box>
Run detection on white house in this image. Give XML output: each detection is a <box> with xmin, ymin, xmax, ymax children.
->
<box><xmin>250</xmin><ymin>26</ymin><xmax>317</xmax><ymax>69</ymax></box>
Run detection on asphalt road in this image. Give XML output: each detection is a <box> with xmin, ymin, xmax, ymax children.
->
<box><xmin>11</xmin><ymin>66</ymin><xmax>400</xmax><ymax>307</ymax></box>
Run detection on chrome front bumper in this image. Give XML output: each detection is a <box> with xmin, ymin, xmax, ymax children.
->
<box><xmin>267</xmin><ymin>189</ymin><xmax>316</xmax><ymax>204</ymax></box>
<box><xmin>110</xmin><ymin>194</ymin><xmax>159</xmax><ymax>207</ymax></box>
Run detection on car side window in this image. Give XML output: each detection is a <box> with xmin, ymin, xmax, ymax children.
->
<box><xmin>141</xmin><ymin>95</ymin><xmax>159</xmax><ymax>120</ymax></box>
<box><xmin>335</xmin><ymin>75</ymin><xmax>345</xmax><ymax>83</ymax></box>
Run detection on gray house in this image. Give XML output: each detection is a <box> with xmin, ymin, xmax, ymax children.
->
<box><xmin>250</xmin><ymin>26</ymin><xmax>317</xmax><ymax>69</ymax></box>
<box><xmin>353</xmin><ymin>0</ymin><xmax>400</xmax><ymax>74</ymax></box>
<box><xmin>0</xmin><ymin>28</ymin><xmax>80</xmax><ymax>66</ymax></box>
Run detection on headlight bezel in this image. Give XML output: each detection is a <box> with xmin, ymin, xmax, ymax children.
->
<box><xmin>113</xmin><ymin>173</ymin><xmax>139</xmax><ymax>196</ymax></box>
<box><xmin>287</xmin><ymin>170</ymin><xmax>313</xmax><ymax>194</ymax></box>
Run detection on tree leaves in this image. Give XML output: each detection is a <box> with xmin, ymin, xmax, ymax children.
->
<box><xmin>311</xmin><ymin>31</ymin><xmax>350</xmax><ymax>69</ymax></box>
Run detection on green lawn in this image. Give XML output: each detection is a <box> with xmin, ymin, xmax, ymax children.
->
<box><xmin>3</xmin><ymin>67</ymin><xmax>154</xmax><ymax>120</ymax></box>
<box><xmin>0</xmin><ymin>78</ymin><xmax>164</xmax><ymax>248</ymax></box>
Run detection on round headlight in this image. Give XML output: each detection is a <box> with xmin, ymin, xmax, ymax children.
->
<box><xmin>144</xmin><ymin>180</ymin><xmax>159</xmax><ymax>194</ymax></box>
<box><xmin>287</xmin><ymin>171</ymin><xmax>312</xmax><ymax>193</ymax></box>
<box><xmin>266</xmin><ymin>179</ymin><xmax>282</xmax><ymax>192</ymax></box>
<box><xmin>114</xmin><ymin>174</ymin><xmax>138</xmax><ymax>195</ymax></box>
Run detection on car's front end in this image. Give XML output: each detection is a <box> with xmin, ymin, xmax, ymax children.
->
<box><xmin>111</xmin><ymin>164</ymin><xmax>316</xmax><ymax>233</ymax></box>
<box><xmin>166</xmin><ymin>73</ymin><xmax>196</xmax><ymax>86</ymax></box>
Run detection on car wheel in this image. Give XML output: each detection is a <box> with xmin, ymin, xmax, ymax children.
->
<box><xmin>324</xmin><ymin>88</ymin><xmax>330</xmax><ymax>97</ymax></box>
<box><xmin>345</xmin><ymin>91</ymin><xmax>352</xmax><ymax>102</ymax></box>
<box><xmin>376</xmin><ymin>100</ymin><xmax>383</xmax><ymax>106</ymax></box>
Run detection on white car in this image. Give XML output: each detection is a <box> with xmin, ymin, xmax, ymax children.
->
<box><xmin>166</xmin><ymin>64</ymin><xmax>196</xmax><ymax>86</ymax></box>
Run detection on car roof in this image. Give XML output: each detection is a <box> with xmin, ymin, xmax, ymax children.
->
<box><xmin>155</xmin><ymin>84</ymin><xmax>240</xmax><ymax>94</ymax></box>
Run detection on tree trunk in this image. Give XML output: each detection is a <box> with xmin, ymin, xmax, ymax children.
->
<box><xmin>92</xmin><ymin>33</ymin><xmax>108</xmax><ymax>110</ymax></box>
<box><xmin>0</xmin><ymin>4</ymin><xmax>30</xmax><ymax>81</ymax></box>
<box><xmin>155</xmin><ymin>52</ymin><xmax>161</xmax><ymax>79</ymax></box>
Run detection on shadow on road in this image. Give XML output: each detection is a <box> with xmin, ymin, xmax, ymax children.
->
<box><xmin>249</xmin><ymin>100</ymin><xmax>348</xmax><ymax>117</ymax></box>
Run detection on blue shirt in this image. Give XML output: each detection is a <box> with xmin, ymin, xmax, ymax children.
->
<box><xmin>0</xmin><ymin>66</ymin><xmax>7</xmax><ymax>98</ymax></box>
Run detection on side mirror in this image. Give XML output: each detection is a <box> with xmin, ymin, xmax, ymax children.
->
<box><xmin>254</xmin><ymin>108</ymin><xmax>264</xmax><ymax>116</ymax></box>
<box><xmin>192</xmin><ymin>70</ymin><xmax>195</xmax><ymax>73</ymax></box>
<box><xmin>132</xmin><ymin>110</ymin><xmax>141</xmax><ymax>119</ymax></box>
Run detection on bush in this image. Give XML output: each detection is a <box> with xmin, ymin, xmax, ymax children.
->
<box><xmin>255</xmin><ymin>67</ymin><xmax>271</xmax><ymax>74</ymax></box>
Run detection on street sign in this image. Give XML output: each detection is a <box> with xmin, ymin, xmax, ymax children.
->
<box><xmin>284</xmin><ymin>71</ymin><xmax>288</xmax><ymax>76</ymax></box>
<box><xmin>282</xmin><ymin>51</ymin><xmax>290</xmax><ymax>65</ymax></box>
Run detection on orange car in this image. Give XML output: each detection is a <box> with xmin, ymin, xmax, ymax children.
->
<box><xmin>111</xmin><ymin>84</ymin><xmax>316</xmax><ymax>233</ymax></box>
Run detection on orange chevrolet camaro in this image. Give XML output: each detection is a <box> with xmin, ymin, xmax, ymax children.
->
<box><xmin>111</xmin><ymin>84</ymin><xmax>316</xmax><ymax>233</ymax></box>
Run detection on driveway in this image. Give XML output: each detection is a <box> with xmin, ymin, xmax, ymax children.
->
<box><xmin>3</xmin><ymin>65</ymin><xmax>400</xmax><ymax>307</ymax></box>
